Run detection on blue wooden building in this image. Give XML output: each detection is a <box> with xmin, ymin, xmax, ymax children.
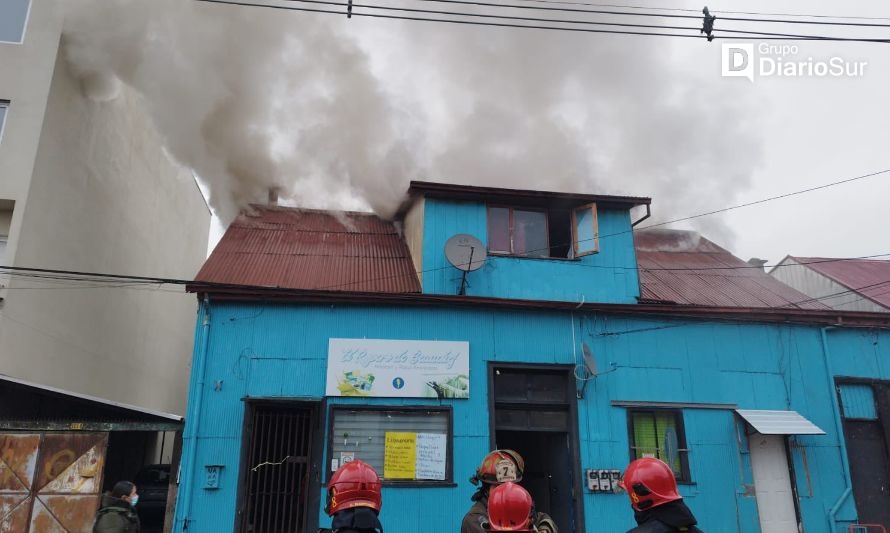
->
<box><xmin>174</xmin><ymin>182</ymin><xmax>890</xmax><ymax>533</ymax></box>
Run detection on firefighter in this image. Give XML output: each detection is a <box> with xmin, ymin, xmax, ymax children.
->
<box><xmin>320</xmin><ymin>460</ymin><xmax>384</xmax><ymax>533</ymax></box>
<box><xmin>484</xmin><ymin>482</ymin><xmax>535</xmax><ymax>531</ymax></box>
<box><xmin>621</xmin><ymin>458</ymin><xmax>703</xmax><ymax>533</ymax></box>
<box><xmin>461</xmin><ymin>449</ymin><xmax>558</xmax><ymax>533</ymax></box>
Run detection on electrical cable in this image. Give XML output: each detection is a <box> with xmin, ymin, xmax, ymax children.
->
<box><xmin>195</xmin><ymin>0</ymin><xmax>890</xmax><ymax>42</ymax></box>
<box><xmin>503</xmin><ymin>0</ymin><xmax>890</xmax><ymax>22</ymax></box>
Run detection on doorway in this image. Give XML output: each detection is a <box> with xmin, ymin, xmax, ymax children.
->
<box><xmin>238</xmin><ymin>401</ymin><xmax>321</xmax><ymax>533</ymax></box>
<box><xmin>489</xmin><ymin>364</ymin><xmax>583</xmax><ymax>533</ymax></box>
<box><xmin>837</xmin><ymin>380</ymin><xmax>890</xmax><ymax>527</ymax></box>
<box><xmin>749</xmin><ymin>434</ymin><xmax>799</xmax><ymax>533</ymax></box>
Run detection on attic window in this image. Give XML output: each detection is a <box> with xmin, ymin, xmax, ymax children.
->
<box><xmin>487</xmin><ymin>204</ymin><xmax>597</xmax><ymax>259</ymax></box>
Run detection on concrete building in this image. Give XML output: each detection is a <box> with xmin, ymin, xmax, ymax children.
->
<box><xmin>176</xmin><ymin>182</ymin><xmax>890</xmax><ymax>533</ymax></box>
<box><xmin>1</xmin><ymin>2</ymin><xmax>209</xmax><ymax>530</ymax></box>
<box><xmin>771</xmin><ymin>256</ymin><xmax>890</xmax><ymax>313</ymax></box>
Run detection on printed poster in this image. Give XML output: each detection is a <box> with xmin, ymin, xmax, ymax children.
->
<box><xmin>383</xmin><ymin>432</ymin><xmax>447</xmax><ymax>481</ymax></box>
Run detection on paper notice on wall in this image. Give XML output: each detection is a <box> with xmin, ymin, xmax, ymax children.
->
<box><xmin>340</xmin><ymin>451</ymin><xmax>355</xmax><ymax>465</ymax></box>
<box><xmin>415</xmin><ymin>433</ymin><xmax>447</xmax><ymax>480</ymax></box>
<box><xmin>384</xmin><ymin>432</ymin><xmax>417</xmax><ymax>479</ymax></box>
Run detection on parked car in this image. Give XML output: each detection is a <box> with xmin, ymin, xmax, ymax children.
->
<box><xmin>134</xmin><ymin>464</ymin><xmax>171</xmax><ymax>528</ymax></box>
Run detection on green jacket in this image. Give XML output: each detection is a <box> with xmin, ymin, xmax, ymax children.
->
<box><xmin>93</xmin><ymin>494</ymin><xmax>140</xmax><ymax>533</ymax></box>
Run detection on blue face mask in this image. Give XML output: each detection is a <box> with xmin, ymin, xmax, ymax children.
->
<box><xmin>130</xmin><ymin>495</ymin><xmax>139</xmax><ymax>507</ymax></box>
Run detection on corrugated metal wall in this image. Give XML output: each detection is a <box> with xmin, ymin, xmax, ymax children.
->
<box><xmin>839</xmin><ymin>384</ymin><xmax>878</xmax><ymax>420</ymax></box>
<box><xmin>173</xmin><ymin>301</ymin><xmax>890</xmax><ymax>533</ymax></box>
<box><xmin>771</xmin><ymin>258</ymin><xmax>888</xmax><ymax>313</ymax></box>
<box><xmin>421</xmin><ymin>199</ymin><xmax>641</xmax><ymax>303</ymax></box>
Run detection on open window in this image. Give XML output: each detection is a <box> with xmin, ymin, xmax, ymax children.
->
<box><xmin>571</xmin><ymin>203</ymin><xmax>599</xmax><ymax>257</ymax></box>
<box><xmin>487</xmin><ymin>204</ymin><xmax>592</xmax><ymax>259</ymax></box>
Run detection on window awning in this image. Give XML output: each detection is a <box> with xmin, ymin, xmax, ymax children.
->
<box><xmin>736</xmin><ymin>409</ymin><xmax>825</xmax><ymax>435</ymax></box>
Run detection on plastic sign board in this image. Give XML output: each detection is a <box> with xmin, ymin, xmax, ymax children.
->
<box><xmin>327</xmin><ymin>338</ymin><xmax>470</xmax><ymax>398</ymax></box>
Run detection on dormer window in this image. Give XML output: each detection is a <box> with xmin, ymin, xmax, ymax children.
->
<box><xmin>487</xmin><ymin>204</ymin><xmax>598</xmax><ymax>259</ymax></box>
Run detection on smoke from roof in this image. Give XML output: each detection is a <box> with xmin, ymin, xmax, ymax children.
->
<box><xmin>62</xmin><ymin>0</ymin><xmax>762</xmax><ymax>246</ymax></box>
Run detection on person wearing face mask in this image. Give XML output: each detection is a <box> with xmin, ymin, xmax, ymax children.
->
<box><xmin>94</xmin><ymin>480</ymin><xmax>141</xmax><ymax>533</ymax></box>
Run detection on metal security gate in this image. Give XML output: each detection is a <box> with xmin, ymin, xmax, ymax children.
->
<box><xmin>0</xmin><ymin>432</ymin><xmax>108</xmax><ymax>532</ymax></box>
<box><xmin>241</xmin><ymin>403</ymin><xmax>317</xmax><ymax>533</ymax></box>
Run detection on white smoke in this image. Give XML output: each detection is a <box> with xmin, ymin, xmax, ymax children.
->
<box><xmin>62</xmin><ymin>0</ymin><xmax>762</xmax><ymax>244</ymax></box>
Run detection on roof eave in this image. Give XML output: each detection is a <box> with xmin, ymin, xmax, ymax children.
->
<box><xmin>407</xmin><ymin>180</ymin><xmax>651</xmax><ymax>209</ymax></box>
<box><xmin>186</xmin><ymin>285</ymin><xmax>890</xmax><ymax>329</ymax></box>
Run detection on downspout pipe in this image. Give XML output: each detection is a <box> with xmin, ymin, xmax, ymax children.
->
<box><xmin>176</xmin><ymin>296</ymin><xmax>212</xmax><ymax>531</ymax></box>
<box><xmin>821</xmin><ymin>326</ymin><xmax>853</xmax><ymax>532</ymax></box>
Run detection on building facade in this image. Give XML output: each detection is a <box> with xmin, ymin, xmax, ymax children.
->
<box><xmin>0</xmin><ymin>0</ymin><xmax>210</xmax><ymax>415</ymax></box>
<box><xmin>176</xmin><ymin>183</ymin><xmax>890</xmax><ymax>533</ymax></box>
<box><xmin>1</xmin><ymin>3</ymin><xmax>209</xmax><ymax>530</ymax></box>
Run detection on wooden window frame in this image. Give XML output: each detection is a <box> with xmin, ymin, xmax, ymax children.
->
<box><xmin>571</xmin><ymin>202</ymin><xmax>599</xmax><ymax>257</ymax></box>
<box><xmin>626</xmin><ymin>408</ymin><xmax>692</xmax><ymax>483</ymax></box>
<box><xmin>326</xmin><ymin>404</ymin><xmax>455</xmax><ymax>487</ymax></box>
<box><xmin>486</xmin><ymin>205</ymin><xmax>551</xmax><ymax>258</ymax></box>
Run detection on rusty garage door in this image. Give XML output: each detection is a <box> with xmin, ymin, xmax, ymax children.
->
<box><xmin>0</xmin><ymin>432</ymin><xmax>108</xmax><ymax>532</ymax></box>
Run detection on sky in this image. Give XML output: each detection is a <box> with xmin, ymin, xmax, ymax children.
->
<box><xmin>64</xmin><ymin>0</ymin><xmax>890</xmax><ymax>266</ymax></box>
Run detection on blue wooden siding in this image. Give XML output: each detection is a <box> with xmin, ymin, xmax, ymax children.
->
<box><xmin>838</xmin><ymin>384</ymin><xmax>877</xmax><ymax>420</ymax></box>
<box><xmin>420</xmin><ymin>198</ymin><xmax>640</xmax><ymax>303</ymax></box>
<box><xmin>174</xmin><ymin>301</ymin><xmax>889</xmax><ymax>533</ymax></box>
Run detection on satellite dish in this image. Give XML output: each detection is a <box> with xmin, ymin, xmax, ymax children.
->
<box><xmin>445</xmin><ymin>234</ymin><xmax>487</xmax><ymax>272</ymax></box>
<box><xmin>581</xmin><ymin>342</ymin><xmax>598</xmax><ymax>377</ymax></box>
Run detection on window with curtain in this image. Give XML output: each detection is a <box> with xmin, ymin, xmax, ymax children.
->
<box><xmin>628</xmin><ymin>409</ymin><xmax>691</xmax><ymax>482</ymax></box>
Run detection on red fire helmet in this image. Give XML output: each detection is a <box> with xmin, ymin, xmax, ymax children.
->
<box><xmin>472</xmin><ymin>449</ymin><xmax>525</xmax><ymax>485</ymax></box>
<box><xmin>325</xmin><ymin>460</ymin><xmax>382</xmax><ymax>516</ymax></box>
<box><xmin>487</xmin><ymin>482</ymin><xmax>534</xmax><ymax>531</ymax></box>
<box><xmin>621</xmin><ymin>458</ymin><xmax>682</xmax><ymax>512</ymax></box>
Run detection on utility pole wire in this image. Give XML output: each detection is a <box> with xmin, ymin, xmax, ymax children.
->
<box><xmin>196</xmin><ymin>0</ymin><xmax>890</xmax><ymax>42</ymax></box>
<box><xmin>505</xmin><ymin>0</ymin><xmax>890</xmax><ymax>22</ymax></box>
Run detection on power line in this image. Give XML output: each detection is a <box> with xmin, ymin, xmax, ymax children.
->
<box><xmin>196</xmin><ymin>0</ymin><xmax>890</xmax><ymax>42</ymax></box>
<box><xmin>503</xmin><ymin>0</ymin><xmax>890</xmax><ymax>22</ymax></box>
<box><xmin>407</xmin><ymin>0</ymin><xmax>890</xmax><ymax>28</ymax></box>
<box><xmin>634</xmin><ymin>168</ymin><xmax>890</xmax><ymax>234</ymax></box>
<box><xmin>284</xmin><ymin>0</ymin><xmax>890</xmax><ymax>41</ymax></box>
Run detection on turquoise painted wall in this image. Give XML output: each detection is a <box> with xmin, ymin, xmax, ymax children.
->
<box><xmin>420</xmin><ymin>199</ymin><xmax>641</xmax><ymax>304</ymax></box>
<box><xmin>174</xmin><ymin>301</ymin><xmax>889</xmax><ymax>533</ymax></box>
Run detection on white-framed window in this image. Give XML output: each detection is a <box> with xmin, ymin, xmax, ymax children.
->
<box><xmin>487</xmin><ymin>202</ymin><xmax>599</xmax><ymax>259</ymax></box>
<box><xmin>0</xmin><ymin>0</ymin><xmax>31</xmax><ymax>44</ymax></box>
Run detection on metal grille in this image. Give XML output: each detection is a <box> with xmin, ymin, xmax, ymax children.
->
<box><xmin>243</xmin><ymin>405</ymin><xmax>314</xmax><ymax>533</ymax></box>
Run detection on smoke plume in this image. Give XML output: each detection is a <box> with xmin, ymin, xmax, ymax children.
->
<box><xmin>62</xmin><ymin>0</ymin><xmax>762</xmax><ymax>245</ymax></box>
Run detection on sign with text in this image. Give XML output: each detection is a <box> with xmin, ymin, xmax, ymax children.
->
<box><xmin>327</xmin><ymin>338</ymin><xmax>469</xmax><ymax>398</ymax></box>
<box><xmin>383</xmin><ymin>432</ymin><xmax>447</xmax><ymax>481</ymax></box>
<box><xmin>383</xmin><ymin>432</ymin><xmax>417</xmax><ymax>479</ymax></box>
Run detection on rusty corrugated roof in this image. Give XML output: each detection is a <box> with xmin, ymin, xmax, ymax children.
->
<box><xmin>195</xmin><ymin>206</ymin><xmax>421</xmax><ymax>293</ymax></box>
<box><xmin>635</xmin><ymin>230</ymin><xmax>829</xmax><ymax>309</ymax></box>
<box><xmin>790</xmin><ymin>256</ymin><xmax>890</xmax><ymax>310</ymax></box>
